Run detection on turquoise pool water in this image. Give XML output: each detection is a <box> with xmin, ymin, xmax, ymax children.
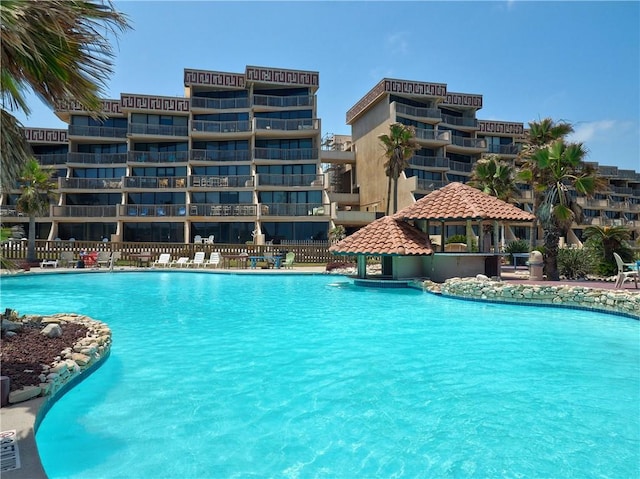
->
<box><xmin>1</xmin><ymin>272</ymin><xmax>638</xmax><ymax>478</ymax></box>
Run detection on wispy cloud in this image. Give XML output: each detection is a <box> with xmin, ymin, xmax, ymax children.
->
<box><xmin>568</xmin><ymin>120</ymin><xmax>618</xmax><ymax>143</ymax></box>
<box><xmin>386</xmin><ymin>32</ymin><xmax>409</xmax><ymax>56</ymax></box>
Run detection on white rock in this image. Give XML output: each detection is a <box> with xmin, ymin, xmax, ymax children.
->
<box><xmin>41</xmin><ymin>323</ymin><xmax>62</xmax><ymax>338</ymax></box>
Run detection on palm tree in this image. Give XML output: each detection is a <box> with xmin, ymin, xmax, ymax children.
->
<box><xmin>519</xmin><ymin>139</ymin><xmax>597</xmax><ymax>280</ymax></box>
<box><xmin>469</xmin><ymin>155</ymin><xmax>520</xmax><ymax>202</ymax></box>
<box><xmin>583</xmin><ymin>225</ymin><xmax>633</xmax><ymax>276</ymax></box>
<box><xmin>378</xmin><ymin>123</ymin><xmax>420</xmax><ymax>215</ymax></box>
<box><xmin>16</xmin><ymin>159</ymin><xmax>57</xmax><ymax>263</ymax></box>
<box><xmin>0</xmin><ymin>0</ymin><xmax>129</xmax><ymax>189</ymax></box>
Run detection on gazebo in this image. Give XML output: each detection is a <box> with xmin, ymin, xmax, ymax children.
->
<box><xmin>329</xmin><ymin>215</ymin><xmax>434</xmax><ymax>283</ymax></box>
<box><xmin>330</xmin><ymin>182</ymin><xmax>535</xmax><ymax>283</ymax></box>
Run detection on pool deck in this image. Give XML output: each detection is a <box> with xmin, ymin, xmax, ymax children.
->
<box><xmin>1</xmin><ymin>264</ymin><xmax>637</xmax><ymax>479</ymax></box>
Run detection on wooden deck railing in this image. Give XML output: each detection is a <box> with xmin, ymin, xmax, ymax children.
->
<box><xmin>0</xmin><ymin>240</ymin><xmax>350</xmax><ymax>265</ymax></box>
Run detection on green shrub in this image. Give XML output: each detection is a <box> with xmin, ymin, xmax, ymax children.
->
<box><xmin>504</xmin><ymin>239</ymin><xmax>529</xmax><ymax>264</ymax></box>
<box><xmin>557</xmin><ymin>247</ymin><xmax>597</xmax><ymax>279</ymax></box>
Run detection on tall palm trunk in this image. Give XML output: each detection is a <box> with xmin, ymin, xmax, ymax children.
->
<box><xmin>386</xmin><ymin>175</ymin><xmax>392</xmax><ymax>216</ymax></box>
<box><xmin>542</xmin><ymin>223</ymin><xmax>561</xmax><ymax>281</ymax></box>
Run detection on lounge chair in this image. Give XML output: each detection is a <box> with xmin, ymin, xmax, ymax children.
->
<box><xmin>152</xmin><ymin>253</ymin><xmax>172</xmax><ymax>268</ymax></box>
<box><xmin>96</xmin><ymin>251</ymin><xmax>112</xmax><ymax>268</ymax></box>
<box><xmin>205</xmin><ymin>251</ymin><xmax>221</xmax><ymax>268</ymax></box>
<box><xmin>59</xmin><ymin>251</ymin><xmax>75</xmax><ymax>268</ymax></box>
<box><xmin>191</xmin><ymin>251</ymin><xmax>206</xmax><ymax>268</ymax></box>
<box><xmin>613</xmin><ymin>252</ymin><xmax>638</xmax><ymax>289</ymax></box>
<box><xmin>170</xmin><ymin>257</ymin><xmax>190</xmax><ymax>268</ymax></box>
<box><xmin>282</xmin><ymin>252</ymin><xmax>295</xmax><ymax>269</ymax></box>
<box><xmin>194</xmin><ymin>235</ymin><xmax>203</xmax><ymax>244</ymax></box>
<box><xmin>204</xmin><ymin>235</ymin><xmax>215</xmax><ymax>244</ymax></box>
<box><xmin>40</xmin><ymin>258</ymin><xmax>58</xmax><ymax>268</ymax></box>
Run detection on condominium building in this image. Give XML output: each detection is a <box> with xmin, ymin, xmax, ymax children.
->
<box><xmin>3</xmin><ymin>72</ymin><xmax>639</xmax><ymax>246</ymax></box>
<box><xmin>324</xmin><ymin>77</ymin><xmax>640</xmax><ymax>244</ymax></box>
<box><xmin>3</xmin><ymin>65</ymin><xmax>330</xmax><ymax>244</ymax></box>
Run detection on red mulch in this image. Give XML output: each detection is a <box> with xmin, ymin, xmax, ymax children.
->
<box><xmin>0</xmin><ymin>321</ymin><xmax>88</xmax><ymax>391</ymax></box>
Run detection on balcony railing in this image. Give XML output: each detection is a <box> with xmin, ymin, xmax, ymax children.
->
<box><xmin>611</xmin><ymin>186</ymin><xmax>634</xmax><ymax>195</ymax></box>
<box><xmin>409</xmin><ymin>155</ymin><xmax>449</xmax><ymax>169</ymax></box>
<box><xmin>52</xmin><ymin>205</ymin><xmax>116</xmax><ymax>217</ymax></box>
<box><xmin>253</xmin><ymin>94</ymin><xmax>314</xmax><ymax>108</ymax></box>
<box><xmin>190</xmin><ymin>149</ymin><xmax>250</xmax><ymax>162</ymax></box>
<box><xmin>190</xmin><ymin>97</ymin><xmax>249</xmax><ymax>110</ymax></box>
<box><xmin>450</xmin><ymin>136</ymin><xmax>487</xmax><ymax>149</ymax></box>
<box><xmin>67</xmin><ymin>152</ymin><xmax>128</xmax><ymax>165</ymax></box>
<box><xmin>416</xmin><ymin>179</ymin><xmax>447</xmax><ymax>191</ymax></box>
<box><xmin>414</xmin><ymin>128</ymin><xmax>451</xmax><ymax>143</ymax></box>
<box><xmin>254</xmin><ymin>118</ymin><xmax>319</xmax><ymax>131</ymax></box>
<box><xmin>128</xmin><ymin>151</ymin><xmax>189</xmax><ymax>163</ymax></box>
<box><xmin>121</xmin><ymin>204</ymin><xmax>187</xmax><ymax>217</ymax></box>
<box><xmin>68</xmin><ymin>125</ymin><xmax>127</xmax><ymax>138</ymax></box>
<box><xmin>34</xmin><ymin>153</ymin><xmax>69</xmax><ymax>166</ymax></box>
<box><xmin>256</xmin><ymin>174</ymin><xmax>324</xmax><ymax>187</ymax></box>
<box><xmin>128</xmin><ymin>124</ymin><xmax>189</xmax><ymax>137</ymax></box>
<box><xmin>598</xmin><ymin>166</ymin><xmax>619</xmax><ymax>176</ymax></box>
<box><xmin>260</xmin><ymin>203</ymin><xmax>328</xmax><ymax>216</ymax></box>
<box><xmin>124</xmin><ymin>176</ymin><xmax>187</xmax><ymax>189</ymax></box>
<box><xmin>395</xmin><ymin>103</ymin><xmax>442</xmax><ymax>121</ymax></box>
<box><xmin>487</xmin><ymin>144</ymin><xmax>521</xmax><ymax>155</ymax></box>
<box><xmin>448</xmin><ymin>160</ymin><xmax>473</xmax><ymax>173</ymax></box>
<box><xmin>253</xmin><ymin>148</ymin><xmax>319</xmax><ymax>161</ymax></box>
<box><xmin>189</xmin><ymin>203</ymin><xmax>257</xmax><ymax>217</ymax></box>
<box><xmin>440</xmin><ymin>114</ymin><xmax>478</xmax><ymax>129</ymax></box>
<box><xmin>59</xmin><ymin>177</ymin><xmax>123</xmax><ymax>189</ymax></box>
<box><xmin>190</xmin><ymin>120</ymin><xmax>251</xmax><ymax>134</ymax></box>
<box><xmin>190</xmin><ymin>175</ymin><xmax>253</xmax><ymax>188</ymax></box>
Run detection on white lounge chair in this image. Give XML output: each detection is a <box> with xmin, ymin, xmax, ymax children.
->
<box><xmin>170</xmin><ymin>257</ymin><xmax>190</xmax><ymax>268</ymax></box>
<box><xmin>97</xmin><ymin>251</ymin><xmax>112</xmax><ymax>268</ymax></box>
<box><xmin>205</xmin><ymin>252</ymin><xmax>221</xmax><ymax>268</ymax></box>
<box><xmin>191</xmin><ymin>251</ymin><xmax>206</xmax><ymax>268</ymax></box>
<box><xmin>152</xmin><ymin>253</ymin><xmax>172</xmax><ymax>268</ymax></box>
<box><xmin>40</xmin><ymin>259</ymin><xmax>58</xmax><ymax>268</ymax></box>
<box><xmin>613</xmin><ymin>252</ymin><xmax>638</xmax><ymax>289</ymax></box>
<box><xmin>204</xmin><ymin>235</ymin><xmax>215</xmax><ymax>244</ymax></box>
<box><xmin>194</xmin><ymin>235</ymin><xmax>203</xmax><ymax>244</ymax></box>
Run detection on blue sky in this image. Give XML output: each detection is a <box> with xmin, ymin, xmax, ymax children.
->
<box><xmin>13</xmin><ymin>0</ymin><xmax>640</xmax><ymax>171</ymax></box>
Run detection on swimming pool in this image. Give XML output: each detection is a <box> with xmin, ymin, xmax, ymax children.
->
<box><xmin>1</xmin><ymin>272</ymin><xmax>638</xmax><ymax>478</ymax></box>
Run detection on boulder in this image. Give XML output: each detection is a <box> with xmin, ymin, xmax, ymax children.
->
<box><xmin>8</xmin><ymin>386</ymin><xmax>41</xmax><ymax>404</ymax></box>
<box><xmin>41</xmin><ymin>323</ymin><xmax>62</xmax><ymax>338</ymax></box>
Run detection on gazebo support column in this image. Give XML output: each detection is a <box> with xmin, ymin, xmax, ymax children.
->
<box><xmin>440</xmin><ymin>220</ymin><xmax>445</xmax><ymax>252</ymax></box>
<box><xmin>357</xmin><ymin>255</ymin><xmax>367</xmax><ymax>279</ymax></box>
<box><xmin>466</xmin><ymin>220</ymin><xmax>473</xmax><ymax>252</ymax></box>
<box><xmin>493</xmin><ymin>221</ymin><xmax>500</xmax><ymax>253</ymax></box>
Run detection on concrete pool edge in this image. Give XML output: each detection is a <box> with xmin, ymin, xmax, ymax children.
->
<box><xmin>1</xmin><ymin>315</ymin><xmax>112</xmax><ymax>479</ymax></box>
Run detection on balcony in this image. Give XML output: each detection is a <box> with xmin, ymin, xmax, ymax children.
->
<box><xmin>253</xmin><ymin>147</ymin><xmax>319</xmax><ymax>162</ymax></box>
<box><xmin>190</xmin><ymin>149</ymin><xmax>250</xmax><ymax>162</ymax></box>
<box><xmin>254</xmin><ymin>118</ymin><xmax>320</xmax><ymax>135</ymax></box>
<box><xmin>253</xmin><ymin>94</ymin><xmax>314</xmax><ymax>109</ymax></box>
<box><xmin>487</xmin><ymin>144</ymin><xmax>521</xmax><ymax>156</ymax></box>
<box><xmin>121</xmin><ymin>204</ymin><xmax>187</xmax><ymax>217</ymax></box>
<box><xmin>190</xmin><ymin>175</ymin><xmax>253</xmax><ymax>188</ymax></box>
<box><xmin>395</xmin><ymin>103</ymin><xmax>441</xmax><ymax>123</ymax></box>
<box><xmin>440</xmin><ymin>114</ymin><xmax>478</xmax><ymax>130</ymax></box>
<box><xmin>124</xmin><ymin>176</ymin><xmax>187</xmax><ymax>189</ymax></box>
<box><xmin>52</xmin><ymin>205</ymin><xmax>117</xmax><ymax>217</ymax></box>
<box><xmin>190</xmin><ymin>97</ymin><xmax>249</xmax><ymax>111</ymax></box>
<box><xmin>414</xmin><ymin>128</ymin><xmax>451</xmax><ymax>146</ymax></box>
<box><xmin>409</xmin><ymin>155</ymin><xmax>449</xmax><ymax>169</ymax></box>
<box><xmin>67</xmin><ymin>152</ymin><xmax>128</xmax><ymax>165</ymax></box>
<box><xmin>68</xmin><ymin>125</ymin><xmax>127</xmax><ymax>139</ymax></box>
<box><xmin>34</xmin><ymin>153</ymin><xmax>69</xmax><ymax>166</ymax></box>
<box><xmin>128</xmin><ymin>151</ymin><xmax>189</xmax><ymax>163</ymax></box>
<box><xmin>190</xmin><ymin>120</ymin><xmax>251</xmax><ymax>137</ymax></box>
<box><xmin>447</xmin><ymin>160</ymin><xmax>473</xmax><ymax>173</ymax></box>
<box><xmin>333</xmin><ymin>209</ymin><xmax>379</xmax><ymax>226</ymax></box>
<box><xmin>448</xmin><ymin>135</ymin><xmax>487</xmax><ymax>153</ymax></box>
<box><xmin>598</xmin><ymin>165</ymin><xmax>619</xmax><ymax>177</ymax></box>
<box><xmin>59</xmin><ymin>177</ymin><xmax>123</xmax><ymax>190</ymax></box>
<box><xmin>255</xmin><ymin>174</ymin><xmax>324</xmax><ymax>188</ymax></box>
<box><xmin>260</xmin><ymin>203</ymin><xmax>328</xmax><ymax>217</ymax></box>
<box><xmin>611</xmin><ymin>186</ymin><xmax>634</xmax><ymax>195</ymax></box>
<box><xmin>320</xmin><ymin>149</ymin><xmax>355</xmax><ymax>164</ymax></box>
<box><xmin>188</xmin><ymin>203</ymin><xmax>257</xmax><ymax>217</ymax></box>
<box><xmin>128</xmin><ymin>124</ymin><xmax>189</xmax><ymax>138</ymax></box>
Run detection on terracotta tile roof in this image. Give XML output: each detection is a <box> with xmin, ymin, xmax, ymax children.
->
<box><xmin>330</xmin><ymin>216</ymin><xmax>434</xmax><ymax>256</ymax></box>
<box><xmin>395</xmin><ymin>182</ymin><xmax>535</xmax><ymax>222</ymax></box>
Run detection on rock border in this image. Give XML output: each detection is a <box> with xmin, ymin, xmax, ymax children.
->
<box><xmin>422</xmin><ymin>277</ymin><xmax>640</xmax><ymax>319</ymax></box>
<box><xmin>7</xmin><ymin>313</ymin><xmax>112</xmax><ymax>405</ymax></box>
